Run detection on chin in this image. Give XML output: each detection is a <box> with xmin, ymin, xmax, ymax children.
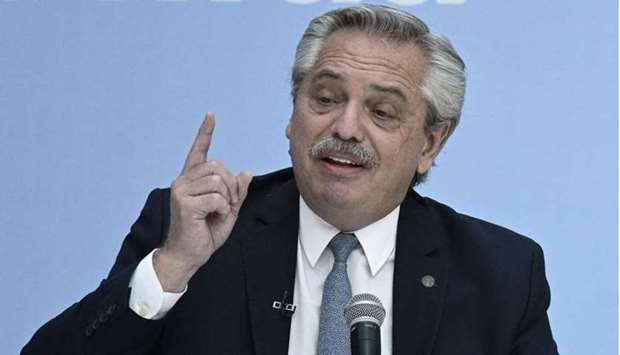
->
<box><xmin>316</xmin><ymin>183</ymin><xmax>361</xmax><ymax>209</ymax></box>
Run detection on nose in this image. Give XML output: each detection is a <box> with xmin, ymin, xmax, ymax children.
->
<box><xmin>332</xmin><ymin>102</ymin><xmax>364</xmax><ymax>142</ymax></box>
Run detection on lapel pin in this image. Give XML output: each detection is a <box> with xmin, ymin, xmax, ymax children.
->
<box><xmin>421</xmin><ymin>275</ymin><xmax>436</xmax><ymax>288</ymax></box>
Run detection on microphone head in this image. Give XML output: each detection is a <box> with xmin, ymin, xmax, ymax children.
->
<box><xmin>344</xmin><ymin>293</ymin><xmax>386</xmax><ymax>327</ymax></box>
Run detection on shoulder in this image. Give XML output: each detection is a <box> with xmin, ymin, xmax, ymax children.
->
<box><xmin>408</xmin><ymin>195</ymin><xmax>555</xmax><ymax>348</ymax></box>
<box><xmin>426</xmin><ymin>196</ymin><xmax>538</xmax><ymax>246</ymax></box>
<box><xmin>417</xmin><ymin>195</ymin><xmax>544</xmax><ymax>270</ymax></box>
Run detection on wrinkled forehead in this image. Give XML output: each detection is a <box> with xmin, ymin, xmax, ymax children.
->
<box><xmin>309</xmin><ymin>30</ymin><xmax>428</xmax><ymax>102</ymax></box>
<box><xmin>329</xmin><ymin>32</ymin><xmax>424</xmax><ymax>64</ymax></box>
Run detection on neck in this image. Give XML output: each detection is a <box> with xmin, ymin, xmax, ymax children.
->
<box><xmin>303</xmin><ymin>197</ymin><xmax>400</xmax><ymax>232</ymax></box>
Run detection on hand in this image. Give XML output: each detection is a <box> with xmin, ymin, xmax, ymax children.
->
<box><xmin>154</xmin><ymin>113</ymin><xmax>252</xmax><ymax>292</ymax></box>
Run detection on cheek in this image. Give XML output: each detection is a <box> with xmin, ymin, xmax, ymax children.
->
<box><xmin>400</xmin><ymin>124</ymin><xmax>427</xmax><ymax>152</ymax></box>
<box><xmin>288</xmin><ymin>115</ymin><xmax>317</xmax><ymax>159</ymax></box>
<box><xmin>376</xmin><ymin>131</ymin><xmax>426</xmax><ymax>170</ymax></box>
<box><xmin>290</xmin><ymin>121</ymin><xmax>310</xmax><ymax>149</ymax></box>
<box><xmin>291</xmin><ymin>110</ymin><xmax>332</xmax><ymax>143</ymax></box>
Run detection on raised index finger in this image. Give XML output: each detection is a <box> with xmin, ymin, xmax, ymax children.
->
<box><xmin>183</xmin><ymin>112</ymin><xmax>215</xmax><ymax>173</ymax></box>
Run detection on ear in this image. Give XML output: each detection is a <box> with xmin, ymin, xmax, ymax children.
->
<box><xmin>416</xmin><ymin>122</ymin><xmax>451</xmax><ymax>175</ymax></box>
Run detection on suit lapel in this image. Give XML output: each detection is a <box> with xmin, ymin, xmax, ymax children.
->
<box><xmin>393</xmin><ymin>191</ymin><xmax>451</xmax><ymax>355</ymax></box>
<box><xmin>242</xmin><ymin>180</ymin><xmax>299</xmax><ymax>355</ymax></box>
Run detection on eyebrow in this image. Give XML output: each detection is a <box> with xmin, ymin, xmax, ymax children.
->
<box><xmin>369</xmin><ymin>84</ymin><xmax>408</xmax><ymax>103</ymax></box>
<box><xmin>311</xmin><ymin>68</ymin><xmax>409</xmax><ymax>103</ymax></box>
<box><xmin>311</xmin><ymin>69</ymin><xmax>343</xmax><ymax>82</ymax></box>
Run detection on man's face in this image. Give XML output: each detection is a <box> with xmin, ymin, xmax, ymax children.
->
<box><xmin>286</xmin><ymin>30</ymin><xmax>449</xmax><ymax>230</ymax></box>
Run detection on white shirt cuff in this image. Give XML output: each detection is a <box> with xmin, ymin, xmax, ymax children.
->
<box><xmin>128</xmin><ymin>249</ymin><xmax>186</xmax><ymax>320</ymax></box>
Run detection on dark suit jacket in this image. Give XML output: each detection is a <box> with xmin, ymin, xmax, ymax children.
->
<box><xmin>22</xmin><ymin>168</ymin><xmax>558</xmax><ymax>355</ymax></box>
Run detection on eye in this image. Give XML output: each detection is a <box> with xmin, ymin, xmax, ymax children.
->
<box><xmin>374</xmin><ymin>109</ymin><xmax>389</xmax><ymax>119</ymax></box>
<box><xmin>369</xmin><ymin>102</ymin><xmax>401</xmax><ymax>129</ymax></box>
<box><xmin>308</xmin><ymin>90</ymin><xmax>339</xmax><ymax>114</ymax></box>
<box><xmin>318</xmin><ymin>96</ymin><xmax>333</xmax><ymax>105</ymax></box>
<box><xmin>372</xmin><ymin>104</ymin><xmax>396</xmax><ymax>120</ymax></box>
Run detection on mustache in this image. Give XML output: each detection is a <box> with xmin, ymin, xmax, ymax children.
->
<box><xmin>309</xmin><ymin>136</ymin><xmax>379</xmax><ymax>169</ymax></box>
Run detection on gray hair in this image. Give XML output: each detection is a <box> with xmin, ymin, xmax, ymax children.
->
<box><xmin>291</xmin><ymin>5</ymin><xmax>466</xmax><ymax>185</ymax></box>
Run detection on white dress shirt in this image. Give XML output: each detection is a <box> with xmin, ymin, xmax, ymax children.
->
<box><xmin>129</xmin><ymin>196</ymin><xmax>400</xmax><ymax>355</ymax></box>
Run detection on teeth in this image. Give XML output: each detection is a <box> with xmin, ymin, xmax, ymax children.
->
<box><xmin>329</xmin><ymin>157</ymin><xmax>356</xmax><ymax>166</ymax></box>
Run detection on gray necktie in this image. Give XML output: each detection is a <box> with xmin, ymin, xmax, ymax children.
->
<box><xmin>318</xmin><ymin>233</ymin><xmax>359</xmax><ymax>355</ymax></box>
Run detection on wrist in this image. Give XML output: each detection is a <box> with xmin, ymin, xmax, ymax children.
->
<box><xmin>153</xmin><ymin>248</ymin><xmax>200</xmax><ymax>292</ymax></box>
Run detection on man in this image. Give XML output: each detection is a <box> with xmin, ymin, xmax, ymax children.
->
<box><xmin>23</xmin><ymin>5</ymin><xmax>558</xmax><ymax>355</ymax></box>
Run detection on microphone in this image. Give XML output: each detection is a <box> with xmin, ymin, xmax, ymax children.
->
<box><xmin>344</xmin><ymin>293</ymin><xmax>386</xmax><ymax>355</ymax></box>
<box><xmin>272</xmin><ymin>290</ymin><xmax>296</xmax><ymax>317</ymax></box>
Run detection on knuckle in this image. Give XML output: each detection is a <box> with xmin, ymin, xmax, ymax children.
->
<box><xmin>210</xmin><ymin>174</ymin><xmax>223</xmax><ymax>185</ymax></box>
<box><xmin>211</xmin><ymin>193</ymin><xmax>227</xmax><ymax>205</ymax></box>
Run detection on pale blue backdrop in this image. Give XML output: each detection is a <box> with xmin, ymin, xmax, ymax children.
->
<box><xmin>0</xmin><ymin>0</ymin><xmax>616</xmax><ymax>354</ymax></box>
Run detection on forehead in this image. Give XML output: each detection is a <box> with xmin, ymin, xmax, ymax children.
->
<box><xmin>309</xmin><ymin>30</ymin><xmax>427</xmax><ymax>100</ymax></box>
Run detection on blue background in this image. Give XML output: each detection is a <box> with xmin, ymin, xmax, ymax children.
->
<box><xmin>1</xmin><ymin>0</ymin><xmax>616</xmax><ymax>353</ymax></box>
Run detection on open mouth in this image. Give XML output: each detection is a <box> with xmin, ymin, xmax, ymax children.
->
<box><xmin>319</xmin><ymin>154</ymin><xmax>366</xmax><ymax>173</ymax></box>
<box><xmin>322</xmin><ymin>156</ymin><xmax>363</xmax><ymax>167</ymax></box>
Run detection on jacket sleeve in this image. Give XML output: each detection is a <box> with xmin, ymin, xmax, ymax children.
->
<box><xmin>511</xmin><ymin>243</ymin><xmax>559</xmax><ymax>355</ymax></box>
<box><xmin>22</xmin><ymin>188</ymin><xmax>170</xmax><ymax>355</ymax></box>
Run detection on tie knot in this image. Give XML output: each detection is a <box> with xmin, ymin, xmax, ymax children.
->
<box><xmin>328</xmin><ymin>233</ymin><xmax>359</xmax><ymax>263</ymax></box>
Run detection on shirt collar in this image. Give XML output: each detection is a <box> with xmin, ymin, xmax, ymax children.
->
<box><xmin>298</xmin><ymin>196</ymin><xmax>400</xmax><ymax>276</ymax></box>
